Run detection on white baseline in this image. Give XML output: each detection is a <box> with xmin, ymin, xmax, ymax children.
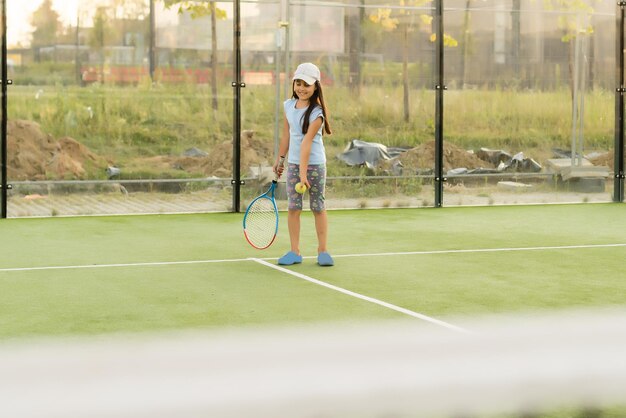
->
<box><xmin>0</xmin><ymin>243</ymin><xmax>623</xmax><ymax>272</ymax></box>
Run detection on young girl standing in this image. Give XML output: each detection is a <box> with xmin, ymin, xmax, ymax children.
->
<box><xmin>273</xmin><ymin>62</ymin><xmax>334</xmax><ymax>266</ymax></box>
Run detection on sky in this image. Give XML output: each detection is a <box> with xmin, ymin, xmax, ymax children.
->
<box><xmin>9</xmin><ymin>0</ymin><xmax>81</xmax><ymax>46</ymax></box>
<box><xmin>7</xmin><ymin>0</ymin><xmax>179</xmax><ymax>47</ymax></box>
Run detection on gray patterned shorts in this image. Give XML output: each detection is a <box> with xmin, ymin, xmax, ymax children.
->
<box><xmin>286</xmin><ymin>163</ymin><xmax>326</xmax><ymax>211</ymax></box>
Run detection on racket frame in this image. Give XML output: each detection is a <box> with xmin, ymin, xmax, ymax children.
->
<box><xmin>242</xmin><ymin>156</ymin><xmax>285</xmax><ymax>249</ymax></box>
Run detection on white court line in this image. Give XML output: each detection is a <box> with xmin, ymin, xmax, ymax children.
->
<box><xmin>0</xmin><ymin>243</ymin><xmax>624</xmax><ymax>272</ymax></box>
<box><xmin>301</xmin><ymin>243</ymin><xmax>626</xmax><ymax>260</ymax></box>
<box><xmin>0</xmin><ymin>258</ymin><xmax>249</xmax><ymax>272</ymax></box>
<box><xmin>251</xmin><ymin>258</ymin><xmax>470</xmax><ymax>333</ymax></box>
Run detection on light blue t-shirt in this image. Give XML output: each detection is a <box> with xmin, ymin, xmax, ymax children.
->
<box><xmin>284</xmin><ymin>98</ymin><xmax>326</xmax><ymax>165</ymax></box>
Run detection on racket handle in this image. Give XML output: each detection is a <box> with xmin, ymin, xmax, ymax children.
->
<box><xmin>274</xmin><ymin>156</ymin><xmax>285</xmax><ymax>182</ymax></box>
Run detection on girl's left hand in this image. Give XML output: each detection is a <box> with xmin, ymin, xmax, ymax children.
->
<box><xmin>299</xmin><ymin>173</ymin><xmax>310</xmax><ymax>189</ymax></box>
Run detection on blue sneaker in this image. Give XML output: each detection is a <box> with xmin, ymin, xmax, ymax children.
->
<box><xmin>278</xmin><ymin>251</ymin><xmax>302</xmax><ymax>265</ymax></box>
<box><xmin>317</xmin><ymin>252</ymin><xmax>334</xmax><ymax>266</ymax></box>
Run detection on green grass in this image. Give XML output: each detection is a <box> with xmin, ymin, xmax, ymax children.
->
<box><xmin>1</xmin><ymin>203</ymin><xmax>626</xmax><ymax>340</ymax></box>
<box><xmin>0</xmin><ymin>264</ymin><xmax>396</xmax><ymax>337</ymax></box>
<box><xmin>8</xmin><ymin>81</ymin><xmax>615</xmax><ymax>179</ymax></box>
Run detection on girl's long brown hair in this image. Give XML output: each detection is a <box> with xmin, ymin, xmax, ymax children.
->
<box><xmin>292</xmin><ymin>80</ymin><xmax>332</xmax><ymax>135</ymax></box>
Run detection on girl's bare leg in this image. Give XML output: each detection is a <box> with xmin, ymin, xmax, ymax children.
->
<box><xmin>313</xmin><ymin>210</ymin><xmax>328</xmax><ymax>254</ymax></box>
<box><xmin>287</xmin><ymin>209</ymin><xmax>302</xmax><ymax>254</ymax></box>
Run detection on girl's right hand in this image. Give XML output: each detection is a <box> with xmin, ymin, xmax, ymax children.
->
<box><xmin>273</xmin><ymin>158</ymin><xmax>285</xmax><ymax>178</ymax></box>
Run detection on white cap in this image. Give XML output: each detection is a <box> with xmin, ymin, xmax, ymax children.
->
<box><xmin>292</xmin><ymin>62</ymin><xmax>320</xmax><ymax>85</ymax></box>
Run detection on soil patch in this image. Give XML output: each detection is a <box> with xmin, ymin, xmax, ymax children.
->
<box><xmin>588</xmin><ymin>150</ymin><xmax>613</xmax><ymax>170</ymax></box>
<box><xmin>397</xmin><ymin>140</ymin><xmax>494</xmax><ymax>171</ymax></box>
<box><xmin>7</xmin><ymin>121</ymin><xmax>273</xmax><ymax>181</ymax></box>
<box><xmin>139</xmin><ymin>130</ymin><xmax>274</xmax><ymax>177</ymax></box>
<box><xmin>198</xmin><ymin>129</ymin><xmax>274</xmax><ymax>176</ymax></box>
<box><xmin>8</xmin><ymin>120</ymin><xmax>108</xmax><ymax>180</ymax></box>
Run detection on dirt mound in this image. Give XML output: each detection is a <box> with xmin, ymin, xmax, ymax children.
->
<box><xmin>588</xmin><ymin>151</ymin><xmax>613</xmax><ymax>170</ymax></box>
<box><xmin>199</xmin><ymin>130</ymin><xmax>273</xmax><ymax>176</ymax></box>
<box><xmin>117</xmin><ymin>130</ymin><xmax>274</xmax><ymax>178</ymax></box>
<box><xmin>398</xmin><ymin>140</ymin><xmax>493</xmax><ymax>171</ymax></box>
<box><xmin>155</xmin><ymin>130</ymin><xmax>273</xmax><ymax>177</ymax></box>
<box><xmin>7</xmin><ymin>120</ymin><xmax>108</xmax><ymax>180</ymax></box>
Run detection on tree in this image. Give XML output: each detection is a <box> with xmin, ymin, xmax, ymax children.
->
<box><xmin>110</xmin><ymin>0</ymin><xmax>150</xmax><ymax>68</ymax></box>
<box><xmin>112</xmin><ymin>0</ymin><xmax>149</xmax><ymax>20</ymax></box>
<box><xmin>540</xmin><ymin>0</ymin><xmax>599</xmax><ymax>164</ymax></box>
<box><xmin>370</xmin><ymin>2</ymin><xmax>457</xmax><ymax>122</ymax></box>
<box><xmin>459</xmin><ymin>0</ymin><xmax>473</xmax><ymax>88</ymax></box>
<box><xmin>89</xmin><ymin>6</ymin><xmax>112</xmax><ymax>83</ymax></box>
<box><xmin>541</xmin><ymin>0</ymin><xmax>597</xmax><ymax>97</ymax></box>
<box><xmin>347</xmin><ymin>4</ymin><xmax>365</xmax><ymax>96</ymax></box>
<box><xmin>164</xmin><ymin>0</ymin><xmax>227</xmax><ymax>114</ymax></box>
<box><xmin>30</xmin><ymin>0</ymin><xmax>62</xmax><ymax>52</ymax></box>
<box><xmin>511</xmin><ymin>0</ymin><xmax>521</xmax><ymax>81</ymax></box>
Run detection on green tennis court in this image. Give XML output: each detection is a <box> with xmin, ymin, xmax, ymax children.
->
<box><xmin>1</xmin><ymin>203</ymin><xmax>626</xmax><ymax>339</ymax></box>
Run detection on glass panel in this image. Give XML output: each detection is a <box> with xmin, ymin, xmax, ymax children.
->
<box><xmin>592</xmin><ymin>4</ymin><xmax>619</xmax><ymax>196</ymax></box>
<box><xmin>5</xmin><ymin>0</ymin><xmax>619</xmax><ymax>217</ymax></box>
<box><xmin>1</xmin><ymin>0</ymin><xmax>5</xmax><ymax>217</ymax></box>
<box><xmin>443</xmin><ymin>0</ymin><xmax>614</xmax><ymax>207</ymax></box>
<box><xmin>280</xmin><ymin>0</ymin><xmax>436</xmax><ymax>210</ymax></box>
<box><xmin>6</xmin><ymin>0</ymin><xmax>233</xmax><ymax>217</ymax></box>
<box><xmin>239</xmin><ymin>0</ymin><xmax>282</xmax><ymax>213</ymax></box>
<box><xmin>621</xmin><ymin>5</ymin><xmax>626</xmax><ymax>202</ymax></box>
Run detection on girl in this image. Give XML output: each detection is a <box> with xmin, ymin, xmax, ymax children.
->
<box><xmin>273</xmin><ymin>62</ymin><xmax>334</xmax><ymax>266</ymax></box>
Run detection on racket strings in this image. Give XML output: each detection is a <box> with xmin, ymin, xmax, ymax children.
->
<box><xmin>244</xmin><ymin>197</ymin><xmax>278</xmax><ymax>249</ymax></box>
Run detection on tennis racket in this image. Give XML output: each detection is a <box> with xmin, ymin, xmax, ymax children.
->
<box><xmin>243</xmin><ymin>156</ymin><xmax>285</xmax><ymax>249</ymax></box>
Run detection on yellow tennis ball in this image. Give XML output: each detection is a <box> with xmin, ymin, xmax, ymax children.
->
<box><xmin>295</xmin><ymin>182</ymin><xmax>307</xmax><ymax>194</ymax></box>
